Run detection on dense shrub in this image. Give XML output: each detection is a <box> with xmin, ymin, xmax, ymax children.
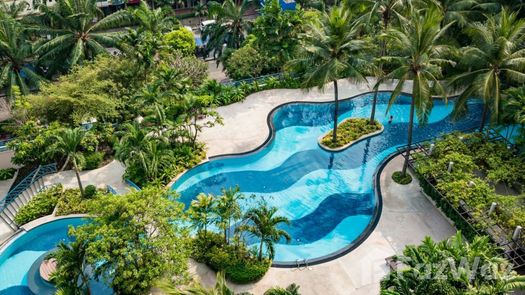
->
<box><xmin>224</xmin><ymin>45</ymin><xmax>267</xmax><ymax>80</ymax></box>
<box><xmin>164</xmin><ymin>27</ymin><xmax>196</xmax><ymax>56</ymax></box>
<box><xmin>392</xmin><ymin>171</ymin><xmax>412</xmax><ymax>185</ymax></box>
<box><xmin>55</xmin><ymin>189</ymin><xmax>88</xmax><ymax>215</ymax></box>
<box><xmin>83</xmin><ymin>185</ymin><xmax>97</xmax><ymax>199</ymax></box>
<box><xmin>0</xmin><ymin>168</ymin><xmax>16</xmax><ymax>180</ymax></box>
<box><xmin>320</xmin><ymin>118</ymin><xmax>382</xmax><ymax>149</ymax></box>
<box><xmin>14</xmin><ymin>185</ymin><xmax>63</xmax><ymax>225</ymax></box>
<box><xmin>191</xmin><ymin>232</ymin><xmax>270</xmax><ymax>284</ymax></box>
<box><xmin>83</xmin><ymin>152</ymin><xmax>104</xmax><ymax>170</ymax></box>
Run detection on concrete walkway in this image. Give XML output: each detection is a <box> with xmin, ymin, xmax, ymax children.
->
<box><xmin>43</xmin><ymin>160</ymin><xmax>130</xmax><ymax>195</ymax></box>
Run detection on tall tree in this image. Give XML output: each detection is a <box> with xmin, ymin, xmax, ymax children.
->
<box><xmin>71</xmin><ymin>187</ymin><xmax>189</xmax><ymax>294</ymax></box>
<box><xmin>289</xmin><ymin>5</ymin><xmax>370</xmax><ymax>143</ymax></box>
<box><xmin>188</xmin><ymin>193</ymin><xmax>215</xmax><ymax>237</ymax></box>
<box><xmin>448</xmin><ymin>8</ymin><xmax>525</xmax><ymax>131</ymax></box>
<box><xmin>203</xmin><ymin>0</ymin><xmax>252</xmax><ymax>60</ymax></box>
<box><xmin>51</xmin><ymin>240</ymin><xmax>91</xmax><ymax>295</ymax></box>
<box><xmin>0</xmin><ymin>19</ymin><xmax>45</xmax><ymax>100</ymax></box>
<box><xmin>239</xmin><ymin>203</ymin><xmax>291</xmax><ymax>261</ymax></box>
<box><xmin>50</xmin><ymin>128</ymin><xmax>87</xmax><ymax>195</ymax></box>
<box><xmin>32</xmin><ymin>0</ymin><xmax>130</xmax><ymax>73</ymax></box>
<box><xmin>214</xmin><ymin>186</ymin><xmax>243</xmax><ymax>244</ymax></box>
<box><xmin>383</xmin><ymin>7</ymin><xmax>452</xmax><ymax>176</ymax></box>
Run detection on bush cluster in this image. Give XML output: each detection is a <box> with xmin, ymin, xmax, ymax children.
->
<box><xmin>392</xmin><ymin>171</ymin><xmax>412</xmax><ymax>185</ymax></box>
<box><xmin>14</xmin><ymin>185</ymin><xmax>63</xmax><ymax>225</ymax></box>
<box><xmin>84</xmin><ymin>152</ymin><xmax>104</xmax><ymax>170</ymax></box>
<box><xmin>191</xmin><ymin>232</ymin><xmax>270</xmax><ymax>284</ymax></box>
<box><xmin>320</xmin><ymin>118</ymin><xmax>382</xmax><ymax>149</ymax></box>
<box><xmin>0</xmin><ymin>168</ymin><xmax>16</xmax><ymax>180</ymax></box>
<box><xmin>414</xmin><ymin>132</ymin><xmax>525</xmax><ymax>233</ymax></box>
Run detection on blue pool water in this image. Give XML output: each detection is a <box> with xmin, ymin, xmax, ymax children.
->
<box><xmin>0</xmin><ymin>217</ymin><xmax>112</xmax><ymax>294</ymax></box>
<box><xmin>172</xmin><ymin>92</ymin><xmax>483</xmax><ymax>263</ymax></box>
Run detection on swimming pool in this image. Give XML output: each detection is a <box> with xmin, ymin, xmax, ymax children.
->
<box><xmin>172</xmin><ymin>91</ymin><xmax>484</xmax><ymax>265</ymax></box>
<box><xmin>0</xmin><ymin>217</ymin><xmax>112</xmax><ymax>294</ymax></box>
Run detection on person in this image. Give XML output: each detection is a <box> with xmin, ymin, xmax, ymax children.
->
<box><xmin>388</xmin><ymin>115</ymin><xmax>393</xmax><ymax>124</ymax></box>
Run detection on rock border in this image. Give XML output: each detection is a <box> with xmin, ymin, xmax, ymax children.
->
<box><xmin>318</xmin><ymin>118</ymin><xmax>385</xmax><ymax>152</ymax></box>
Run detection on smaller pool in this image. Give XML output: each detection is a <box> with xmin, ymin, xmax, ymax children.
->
<box><xmin>0</xmin><ymin>217</ymin><xmax>112</xmax><ymax>294</ymax></box>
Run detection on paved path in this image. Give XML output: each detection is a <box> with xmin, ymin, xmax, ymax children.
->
<box><xmin>185</xmin><ymin>80</ymin><xmax>456</xmax><ymax>295</ymax></box>
<box><xmin>43</xmin><ymin>160</ymin><xmax>130</xmax><ymax>195</ymax></box>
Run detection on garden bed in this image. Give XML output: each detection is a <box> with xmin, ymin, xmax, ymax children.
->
<box><xmin>319</xmin><ymin>118</ymin><xmax>383</xmax><ymax>151</ymax></box>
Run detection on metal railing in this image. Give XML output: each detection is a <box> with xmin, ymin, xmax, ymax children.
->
<box><xmin>0</xmin><ymin>163</ymin><xmax>57</xmax><ymax>230</ymax></box>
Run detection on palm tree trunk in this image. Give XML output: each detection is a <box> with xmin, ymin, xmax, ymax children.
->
<box><xmin>258</xmin><ymin>239</ymin><xmax>264</xmax><ymax>261</ymax></box>
<box><xmin>369</xmin><ymin>88</ymin><xmax>379</xmax><ymax>124</ymax></box>
<box><xmin>479</xmin><ymin>103</ymin><xmax>488</xmax><ymax>132</ymax></box>
<box><xmin>402</xmin><ymin>98</ymin><xmax>416</xmax><ymax>175</ymax></box>
<box><xmin>73</xmin><ymin>159</ymin><xmax>84</xmax><ymax>196</ymax></box>
<box><xmin>332</xmin><ymin>80</ymin><xmax>339</xmax><ymax>143</ymax></box>
<box><xmin>60</xmin><ymin>155</ymin><xmax>70</xmax><ymax>171</ymax></box>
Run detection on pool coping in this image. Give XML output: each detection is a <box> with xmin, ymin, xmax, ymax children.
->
<box><xmin>170</xmin><ymin>90</ymin><xmax>461</xmax><ymax>267</ymax></box>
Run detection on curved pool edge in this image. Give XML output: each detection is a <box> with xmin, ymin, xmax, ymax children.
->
<box><xmin>170</xmin><ymin>91</ymin><xmax>458</xmax><ymax>187</ymax></box>
<box><xmin>270</xmin><ymin>150</ymin><xmax>400</xmax><ymax>268</ymax></box>
<box><xmin>0</xmin><ymin>214</ymin><xmax>88</xmax><ymax>254</ymax></box>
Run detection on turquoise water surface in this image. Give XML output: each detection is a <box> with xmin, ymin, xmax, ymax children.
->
<box><xmin>172</xmin><ymin>92</ymin><xmax>483</xmax><ymax>263</ymax></box>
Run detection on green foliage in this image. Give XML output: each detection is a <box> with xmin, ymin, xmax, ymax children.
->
<box><xmin>191</xmin><ymin>232</ymin><xmax>271</xmax><ymax>284</ymax></box>
<box><xmin>0</xmin><ymin>168</ymin><xmax>16</xmax><ymax>180</ymax></box>
<box><xmin>83</xmin><ymin>152</ymin><xmax>104</xmax><ymax>170</ymax></box>
<box><xmin>83</xmin><ymin>185</ymin><xmax>97</xmax><ymax>199</ymax></box>
<box><xmin>414</xmin><ymin>132</ymin><xmax>525</xmax><ymax>233</ymax></box>
<box><xmin>224</xmin><ymin>45</ymin><xmax>267</xmax><ymax>80</ymax></box>
<box><xmin>264</xmin><ymin>284</ymin><xmax>301</xmax><ymax>295</ymax></box>
<box><xmin>7</xmin><ymin>121</ymin><xmax>63</xmax><ymax>166</ymax></box>
<box><xmin>24</xmin><ymin>61</ymin><xmax>121</xmax><ymax>125</ymax></box>
<box><xmin>320</xmin><ymin>118</ymin><xmax>382</xmax><ymax>149</ymax></box>
<box><xmin>70</xmin><ymin>187</ymin><xmax>189</xmax><ymax>294</ymax></box>
<box><xmin>392</xmin><ymin>171</ymin><xmax>412</xmax><ymax>185</ymax></box>
<box><xmin>50</xmin><ymin>239</ymin><xmax>91</xmax><ymax>294</ymax></box>
<box><xmin>164</xmin><ymin>27</ymin><xmax>196</xmax><ymax>56</ymax></box>
<box><xmin>55</xmin><ymin>189</ymin><xmax>96</xmax><ymax>216</ymax></box>
<box><xmin>381</xmin><ymin>232</ymin><xmax>525</xmax><ymax>294</ymax></box>
<box><xmin>14</xmin><ymin>185</ymin><xmax>63</xmax><ymax>225</ymax></box>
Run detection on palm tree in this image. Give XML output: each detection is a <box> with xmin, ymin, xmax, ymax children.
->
<box><xmin>188</xmin><ymin>193</ymin><xmax>215</xmax><ymax>236</ymax></box>
<box><xmin>420</xmin><ymin>0</ymin><xmax>485</xmax><ymax>27</ymax></box>
<box><xmin>134</xmin><ymin>140</ymin><xmax>174</xmax><ymax>183</ymax></box>
<box><xmin>289</xmin><ymin>6</ymin><xmax>370</xmax><ymax>143</ymax></box>
<box><xmin>50</xmin><ymin>240</ymin><xmax>91</xmax><ymax>295</ymax></box>
<box><xmin>0</xmin><ymin>19</ymin><xmax>45</xmax><ymax>101</ymax></box>
<box><xmin>448</xmin><ymin>8</ymin><xmax>525</xmax><ymax>131</ymax></box>
<box><xmin>130</xmin><ymin>2</ymin><xmax>178</xmax><ymax>34</ymax></box>
<box><xmin>239</xmin><ymin>203</ymin><xmax>291</xmax><ymax>261</ymax></box>
<box><xmin>214</xmin><ymin>186</ymin><xmax>243</xmax><ymax>244</ymax></box>
<box><xmin>50</xmin><ymin>128</ymin><xmax>86</xmax><ymax>195</ymax></box>
<box><xmin>32</xmin><ymin>0</ymin><xmax>131</xmax><ymax>73</ymax></box>
<box><xmin>383</xmin><ymin>7</ymin><xmax>452</xmax><ymax>176</ymax></box>
<box><xmin>203</xmin><ymin>0</ymin><xmax>252</xmax><ymax>60</ymax></box>
<box><xmin>381</xmin><ymin>232</ymin><xmax>525</xmax><ymax>294</ymax></box>
<box><xmin>115</xmin><ymin>121</ymin><xmax>152</xmax><ymax>162</ymax></box>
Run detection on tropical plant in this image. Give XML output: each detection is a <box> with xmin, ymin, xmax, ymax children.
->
<box><xmin>448</xmin><ymin>9</ymin><xmax>525</xmax><ymax>131</ymax></box>
<box><xmin>0</xmin><ymin>18</ymin><xmax>45</xmax><ymax>100</ymax></box>
<box><xmin>71</xmin><ymin>187</ymin><xmax>189</xmax><ymax>294</ymax></box>
<box><xmin>223</xmin><ymin>45</ymin><xmax>266</xmax><ymax>80</ymax></box>
<box><xmin>164</xmin><ymin>26</ymin><xmax>196</xmax><ymax>56</ymax></box>
<box><xmin>115</xmin><ymin>121</ymin><xmax>152</xmax><ymax>162</ymax></box>
<box><xmin>203</xmin><ymin>0</ymin><xmax>252</xmax><ymax>60</ymax></box>
<box><xmin>33</xmin><ymin>0</ymin><xmax>131</xmax><ymax>73</ymax></box>
<box><xmin>51</xmin><ymin>239</ymin><xmax>91</xmax><ymax>295</ymax></box>
<box><xmin>238</xmin><ymin>202</ymin><xmax>291</xmax><ymax>260</ymax></box>
<box><xmin>159</xmin><ymin>271</ymin><xmax>235</xmax><ymax>295</ymax></box>
<box><xmin>0</xmin><ymin>0</ymin><xmax>29</xmax><ymax>18</ymax></box>
<box><xmin>289</xmin><ymin>5</ymin><xmax>370</xmax><ymax>143</ymax></box>
<box><xmin>49</xmin><ymin>128</ymin><xmax>87</xmax><ymax>195</ymax></box>
<box><xmin>383</xmin><ymin>7</ymin><xmax>452</xmax><ymax>176</ymax></box>
<box><xmin>214</xmin><ymin>186</ymin><xmax>243</xmax><ymax>244</ymax></box>
<box><xmin>188</xmin><ymin>193</ymin><xmax>215</xmax><ymax>236</ymax></box>
<box><xmin>264</xmin><ymin>284</ymin><xmax>301</xmax><ymax>295</ymax></box>
<box><xmin>381</xmin><ymin>232</ymin><xmax>525</xmax><ymax>294</ymax></box>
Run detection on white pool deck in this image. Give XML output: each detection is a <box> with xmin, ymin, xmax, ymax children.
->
<box><xmin>182</xmin><ymin>78</ymin><xmax>456</xmax><ymax>294</ymax></box>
